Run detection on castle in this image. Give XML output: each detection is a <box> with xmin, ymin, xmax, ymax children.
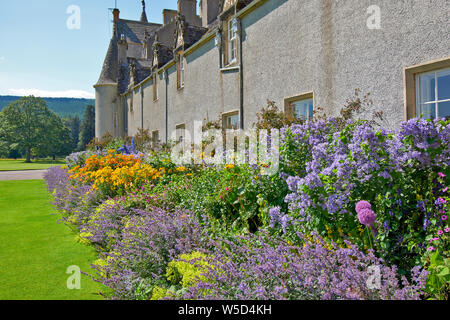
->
<box><xmin>94</xmin><ymin>0</ymin><xmax>450</xmax><ymax>145</ymax></box>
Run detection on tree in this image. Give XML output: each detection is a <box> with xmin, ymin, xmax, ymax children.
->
<box><xmin>37</xmin><ymin>114</ymin><xmax>73</xmax><ymax>160</ymax></box>
<box><xmin>78</xmin><ymin>105</ymin><xmax>95</xmax><ymax>151</ymax></box>
<box><xmin>0</xmin><ymin>96</ymin><xmax>54</xmax><ymax>162</ymax></box>
<box><xmin>63</xmin><ymin>115</ymin><xmax>81</xmax><ymax>152</ymax></box>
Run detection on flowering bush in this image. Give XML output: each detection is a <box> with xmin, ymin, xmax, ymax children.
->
<box><xmin>279</xmin><ymin>118</ymin><xmax>450</xmax><ymax>273</ymax></box>
<box><xmin>180</xmin><ymin>233</ymin><xmax>427</xmax><ymax>300</ymax></box>
<box><xmin>43</xmin><ymin>116</ymin><xmax>450</xmax><ymax>300</ymax></box>
<box><xmin>148</xmin><ymin>164</ymin><xmax>287</xmax><ymax>234</ymax></box>
<box><xmin>68</xmin><ymin>150</ymin><xmax>165</xmax><ymax>197</ymax></box>
<box><xmin>90</xmin><ymin>208</ymin><xmax>205</xmax><ymax>300</ymax></box>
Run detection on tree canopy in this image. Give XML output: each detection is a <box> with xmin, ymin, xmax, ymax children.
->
<box><xmin>0</xmin><ymin>96</ymin><xmax>75</xmax><ymax>162</ymax></box>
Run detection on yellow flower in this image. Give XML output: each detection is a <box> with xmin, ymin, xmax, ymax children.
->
<box><xmin>225</xmin><ymin>164</ymin><xmax>235</xmax><ymax>170</ymax></box>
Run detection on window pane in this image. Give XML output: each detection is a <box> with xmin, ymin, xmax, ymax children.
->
<box><xmin>419</xmin><ymin>103</ymin><xmax>436</xmax><ymax>119</ymax></box>
<box><xmin>438</xmin><ymin>101</ymin><xmax>450</xmax><ymax>119</ymax></box>
<box><xmin>437</xmin><ymin>69</ymin><xmax>450</xmax><ymax>101</ymax></box>
<box><xmin>308</xmin><ymin>99</ymin><xmax>314</xmax><ymax>118</ymax></box>
<box><xmin>224</xmin><ymin>114</ymin><xmax>239</xmax><ymax>129</ymax></box>
<box><xmin>293</xmin><ymin>98</ymin><xmax>313</xmax><ymax>120</ymax></box>
<box><xmin>419</xmin><ymin>73</ymin><xmax>435</xmax><ymax>103</ymax></box>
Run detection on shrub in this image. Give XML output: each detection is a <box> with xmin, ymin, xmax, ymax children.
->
<box><xmin>279</xmin><ymin>118</ymin><xmax>450</xmax><ymax>272</ymax></box>
<box><xmin>181</xmin><ymin>232</ymin><xmax>428</xmax><ymax>300</ymax></box>
<box><xmin>90</xmin><ymin>208</ymin><xmax>206</xmax><ymax>300</ymax></box>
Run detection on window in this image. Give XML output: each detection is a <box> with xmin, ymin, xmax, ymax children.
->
<box><xmin>228</xmin><ymin>19</ymin><xmax>237</xmax><ymax>65</ymax></box>
<box><xmin>223</xmin><ymin>111</ymin><xmax>239</xmax><ymax>130</ymax></box>
<box><xmin>404</xmin><ymin>57</ymin><xmax>450</xmax><ymax>120</ymax></box>
<box><xmin>177</xmin><ymin>54</ymin><xmax>185</xmax><ymax>89</ymax></box>
<box><xmin>285</xmin><ymin>93</ymin><xmax>314</xmax><ymax>121</ymax></box>
<box><xmin>176</xmin><ymin>124</ymin><xmax>185</xmax><ymax>144</ymax></box>
<box><xmin>416</xmin><ymin>68</ymin><xmax>450</xmax><ymax>119</ymax></box>
<box><xmin>153</xmin><ymin>73</ymin><xmax>158</xmax><ymax>101</ymax></box>
<box><xmin>152</xmin><ymin>130</ymin><xmax>159</xmax><ymax>149</ymax></box>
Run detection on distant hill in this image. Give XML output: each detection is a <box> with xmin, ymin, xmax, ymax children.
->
<box><xmin>0</xmin><ymin>96</ymin><xmax>95</xmax><ymax>119</ymax></box>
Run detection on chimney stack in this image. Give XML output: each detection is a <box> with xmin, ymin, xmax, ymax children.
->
<box><xmin>199</xmin><ymin>0</ymin><xmax>220</xmax><ymax>28</ymax></box>
<box><xmin>163</xmin><ymin>9</ymin><xmax>178</xmax><ymax>25</ymax></box>
<box><xmin>177</xmin><ymin>0</ymin><xmax>197</xmax><ymax>25</ymax></box>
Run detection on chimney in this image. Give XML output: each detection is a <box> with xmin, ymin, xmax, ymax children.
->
<box><xmin>163</xmin><ymin>9</ymin><xmax>178</xmax><ymax>25</ymax></box>
<box><xmin>200</xmin><ymin>0</ymin><xmax>220</xmax><ymax>28</ymax></box>
<box><xmin>113</xmin><ymin>8</ymin><xmax>120</xmax><ymax>35</ymax></box>
<box><xmin>177</xmin><ymin>0</ymin><xmax>197</xmax><ymax>25</ymax></box>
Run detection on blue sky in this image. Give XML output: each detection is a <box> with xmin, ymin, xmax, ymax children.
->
<box><xmin>0</xmin><ymin>0</ymin><xmax>186</xmax><ymax>98</ymax></box>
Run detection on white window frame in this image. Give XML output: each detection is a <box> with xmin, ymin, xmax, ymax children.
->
<box><xmin>228</xmin><ymin>19</ymin><xmax>237</xmax><ymax>65</ymax></box>
<box><xmin>415</xmin><ymin>67</ymin><xmax>450</xmax><ymax>119</ymax></box>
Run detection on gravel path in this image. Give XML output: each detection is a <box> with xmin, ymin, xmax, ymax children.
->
<box><xmin>0</xmin><ymin>170</ymin><xmax>47</xmax><ymax>180</ymax></box>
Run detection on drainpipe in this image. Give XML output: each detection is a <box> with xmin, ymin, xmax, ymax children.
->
<box><xmin>164</xmin><ymin>69</ymin><xmax>169</xmax><ymax>144</ymax></box>
<box><xmin>237</xmin><ymin>18</ymin><xmax>244</xmax><ymax>130</ymax></box>
<box><xmin>140</xmin><ymin>86</ymin><xmax>144</xmax><ymax>131</ymax></box>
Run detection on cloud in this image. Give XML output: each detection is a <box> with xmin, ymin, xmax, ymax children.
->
<box><xmin>0</xmin><ymin>56</ymin><xmax>5</xmax><ymax>63</ymax></box>
<box><xmin>7</xmin><ymin>88</ymin><xmax>95</xmax><ymax>99</ymax></box>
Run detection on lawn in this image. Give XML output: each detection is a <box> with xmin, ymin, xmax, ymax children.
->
<box><xmin>0</xmin><ymin>159</ymin><xmax>65</xmax><ymax>171</ymax></box>
<box><xmin>0</xmin><ymin>180</ymin><xmax>104</xmax><ymax>300</ymax></box>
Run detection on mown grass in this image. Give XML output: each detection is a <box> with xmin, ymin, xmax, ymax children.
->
<box><xmin>0</xmin><ymin>159</ymin><xmax>65</xmax><ymax>171</ymax></box>
<box><xmin>0</xmin><ymin>180</ymin><xmax>104</xmax><ymax>300</ymax></box>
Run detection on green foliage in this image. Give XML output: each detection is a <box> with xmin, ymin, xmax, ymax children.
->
<box><xmin>64</xmin><ymin>115</ymin><xmax>81</xmax><ymax>151</ymax></box>
<box><xmin>0</xmin><ymin>96</ymin><xmax>73</xmax><ymax>161</ymax></box>
<box><xmin>150</xmin><ymin>164</ymin><xmax>288</xmax><ymax>235</ymax></box>
<box><xmin>78</xmin><ymin>105</ymin><xmax>95</xmax><ymax>151</ymax></box>
<box><xmin>166</xmin><ymin>251</ymin><xmax>212</xmax><ymax>288</ymax></box>
<box><xmin>254</xmin><ymin>100</ymin><xmax>303</xmax><ymax>130</ymax></box>
<box><xmin>0</xmin><ymin>95</ymin><xmax>93</xmax><ymax>119</ymax></box>
<box><xmin>424</xmin><ymin>250</ymin><xmax>450</xmax><ymax>300</ymax></box>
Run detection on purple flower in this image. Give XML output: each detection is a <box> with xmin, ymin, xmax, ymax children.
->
<box><xmin>443</xmin><ymin>187</ymin><xmax>449</xmax><ymax>193</ymax></box>
<box><xmin>355</xmin><ymin>201</ymin><xmax>372</xmax><ymax>213</ymax></box>
<box><xmin>442</xmin><ymin>215</ymin><xmax>448</xmax><ymax>221</ymax></box>
<box><xmin>428</xmin><ymin>247</ymin><xmax>436</xmax><ymax>252</ymax></box>
<box><xmin>438</xmin><ymin>172</ymin><xmax>446</xmax><ymax>178</ymax></box>
<box><xmin>445</xmin><ymin>227</ymin><xmax>450</xmax><ymax>233</ymax></box>
<box><xmin>358</xmin><ymin>209</ymin><xmax>377</xmax><ymax>226</ymax></box>
<box><xmin>437</xmin><ymin>230</ymin><xmax>443</xmax><ymax>236</ymax></box>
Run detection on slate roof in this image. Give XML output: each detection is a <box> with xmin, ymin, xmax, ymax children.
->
<box><xmin>118</xmin><ymin>59</ymin><xmax>152</xmax><ymax>94</ymax></box>
<box><xmin>116</xmin><ymin>19</ymin><xmax>161</xmax><ymax>44</ymax></box>
<box><xmin>96</xmin><ymin>35</ymin><xmax>118</xmax><ymax>86</ymax></box>
<box><xmin>97</xmin><ymin>0</ymin><xmax>255</xmax><ymax>91</ymax></box>
<box><xmin>183</xmin><ymin>25</ymin><xmax>209</xmax><ymax>48</ymax></box>
<box><xmin>153</xmin><ymin>44</ymin><xmax>174</xmax><ymax>69</ymax></box>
